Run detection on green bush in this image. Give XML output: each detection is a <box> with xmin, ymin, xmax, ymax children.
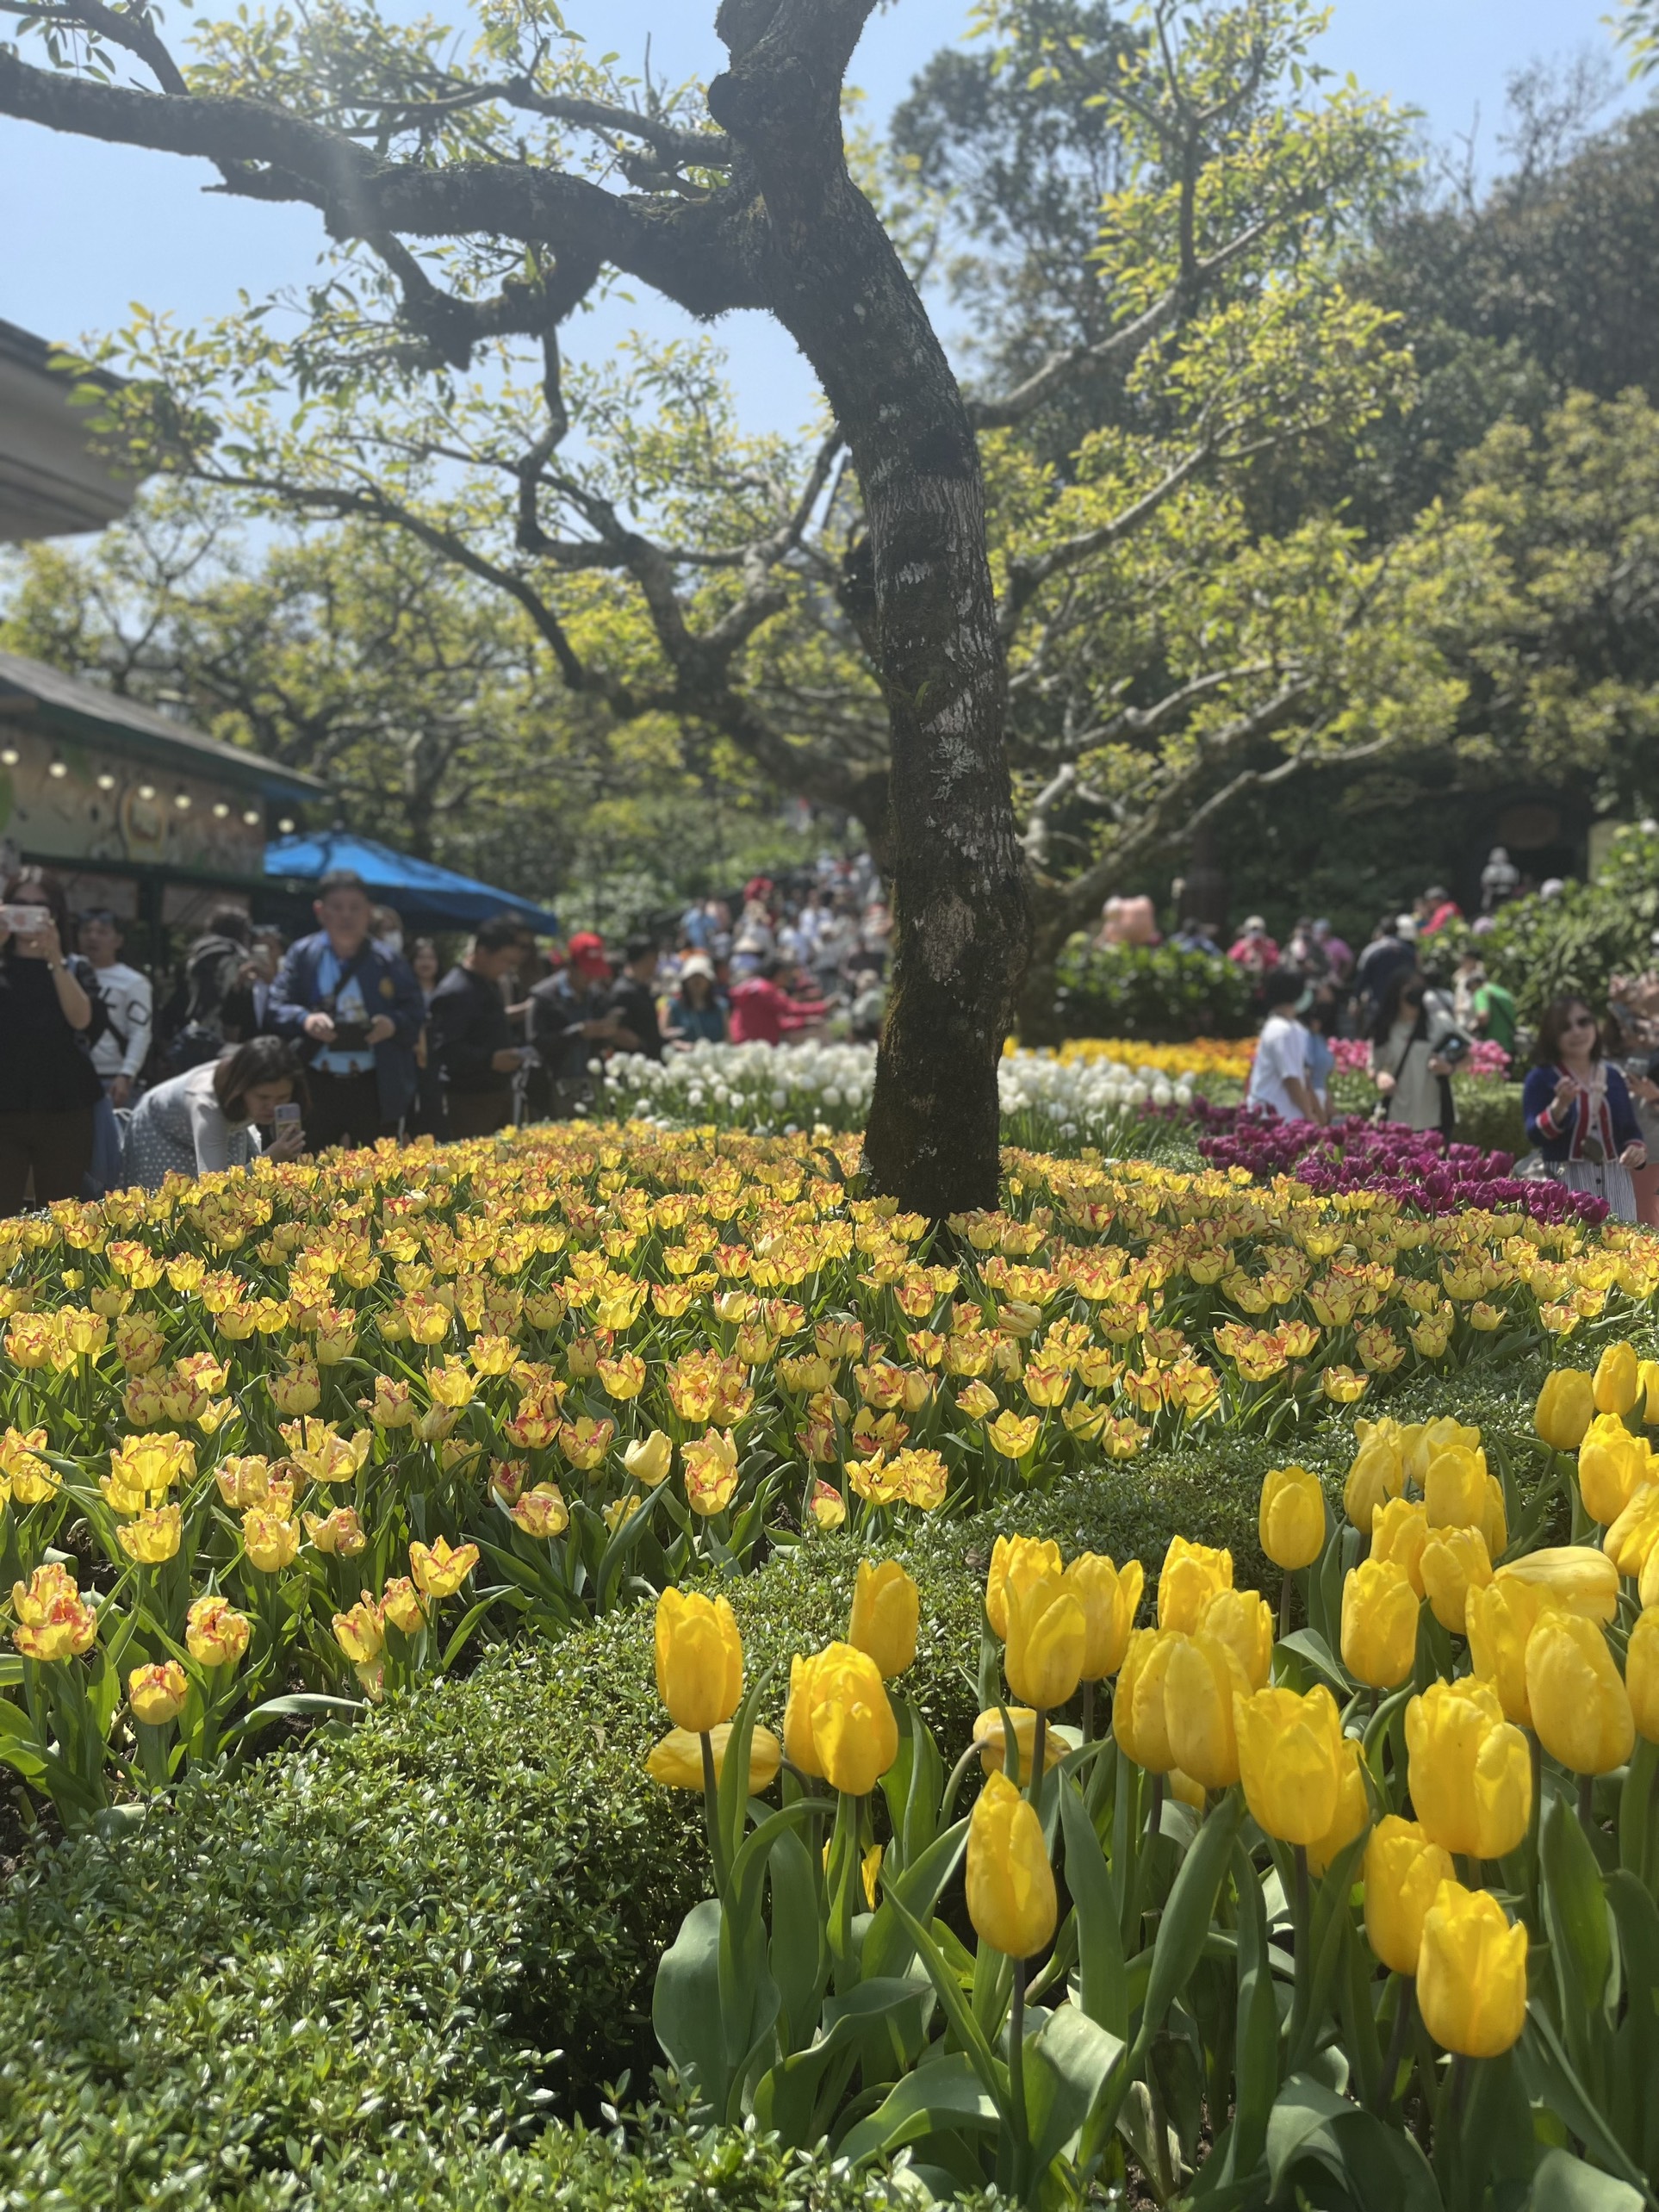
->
<box><xmin>1451</xmin><ymin>1078</ymin><xmax>1529</xmax><ymax>1158</ymax></box>
<box><xmin>1052</xmin><ymin>938</ymin><xmax>1255</xmax><ymax>1041</ymax></box>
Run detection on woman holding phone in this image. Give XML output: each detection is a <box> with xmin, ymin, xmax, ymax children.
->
<box><xmin>0</xmin><ymin>867</ymin><xmax>105</xmax><ymax>1213</ymax></box>
<box><xmin>122</xmin><ymin>1037</ymin><xmax>308</xmax><ymax>1190</ymax></box>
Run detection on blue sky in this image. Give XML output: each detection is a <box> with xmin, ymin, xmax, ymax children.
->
<box><xmin>0</xmin><ymin>0</ymin><xmax>1643</xmax><ymax>438</ymax></box>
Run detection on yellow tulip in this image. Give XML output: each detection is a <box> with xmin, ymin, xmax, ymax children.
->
<box><xmin>1644</xmin><ymin>1545</ymin><xmax>1659</xmax><ymax>1612</ymax></box>
<box><xmin>1233</xmin><ymin>1683</ymin><xmax>1343</xmax><ymax>1846</ymax></box>
<box><xmin>1196</xmin><ymin>1588</ymin><xmax>1274</xmax><ymax>1690</ymax></box>
<box><xmin>1402</xmin><ymin>1418</ymin><xmax>1482</xmax><ymax>1493</ymax></box>
<box><xmin>805</xmin><ymin>1641</ymin><xmax>898</xmax><ymax>1795</ymax></box>
<box><xmin>185</xmin><ymin>1593</ymin><xmax>251</xmax><ymax>1668</ymax></box>
<box><xmin>1416</xmin><ymin>1880</ymin><xmax>1528</xmax><ymax>2057</ymax></box>
<box><xmin>1627</xmin><ymin>1608</ymin><xmax>1659</xmax><ymax>1743</ymax></box>
<box><xmin>408</xmin><ymin>1535</ymin><xmax>479</xmax><ymax>1598</ymax></box>
<box><xmin>1525</xmin><ymin>1612</ymin><xmax>1634</xmax><ymax>1775</ymax></box>
<box><xmin>127</xmin><ymin>1657</ymin><xmax>188</xmax><ymax>1726</ymax></box>
<box><xmin>1370</xmin><ymin>1497</ymin><xmax>1430</xmax><ymax>1598</ymax></box>
<box><xmin>647</xmin><ymin>1722</ymin><xmax>781</xmax><ymax>1793</ymax></box>
<box><xmin>1638</xmin><ymin>1358</ymin><xmax>1659</xmax><ymax>1425</ymax></box>
<box><xmin>1481</xmin><ymin>1474</ymin><xmax>1508</xmax><ymax>1562</ymax></box>
<box><xmin>783</xmin><ymin>1652</ymin><xmax>826</xmax><ymax>1778</ymax></box>
<box><xmin>1064</xmin><ymin>1553</ymin><xmax>1143</xmax><ymax>1679</ymax></box>
<box><xmin>380</xmin><ymin>1575</ymin><xmax>427</xmax><ymax>1635</ymax></box>
<box><xmin>1345</xmin><ymin>1424</ymin><xmax>1406</xmax><ymax>1532</ymax></box>
<box><xmin>242</xmin><ymin>1507</ymin><xmax>300</xmax><ymax>1575</ymax></box>
<box><xmin>1603</xmin><ymin>1483</ymin><xmax>1659</xmax><ymax>1580</ymax></box>
<box><xmin>654</xmin><ymin>1588</ymin><xmax>743</xmax><ymax>1734</ymax></box>
<box><xmin>1157</xmin><ymin>1536</ymin><xmax>1233</xmax><ymax>1634</ymax></box>
<box><xmin>624</xmin><ymin>1431</ymin><xmax>674</xmax><ymax>1487</ymax></box>
<box><xmin>332</xmin><ymin>1596</ymin><xmax>385</xmax><ymax>1664</ymax></box>
<box><xmin>507</xmin><ymin>1483</ymin><xmax>569</xmax><ymax>1538</ymax></box>
<box><xmin>1340</xmin><ymin>1558</ymin><xmax>1420</xmax><ymax>1689</ymax></box>
<box><xmin>1578</xmin><ymin>1413</ymin><xmax>1652</xmax><ymax>1526</ymax></box>
<box><xmin>1424</xmin><ymin>1445</ymin><xmax>1488</xmax><ymax>1532</ymax></box>
<box><xmin>1420</xmin><ymin>1524</ymin><xmax>1492</xmax><ymax>1635</ymax></box>
<box><xmin>985</xmin><ymin>1534</ymin><xmax>1062</xmax><ymax>1640</ymax></box>
<box><xmin>965</xmin><ymin>1769</ymin><xmax>1057</xmax><ymax>1960</ymax></box>
<box><xmin>1364</xmin><ymin>1816</ymin><xmax>1455</xmax><ymax>1977</ymax></box>
<box><xmin>304</xmin><ymin>1505</ymin><xmax>368</xmax><ymax>1556</ymax></box>
<box><xmin>1259</xmin><ymin>1464</ymin><xmax>1326</xmax><ymax>1572</ymax></box>
<box><xmin>1004</xmin><ymin>1569</ymin><xmax>1086</xmax><ymax>1710</ymax></box>
<box><xmin>116</xmin><ymin>1504</ymin><xmax>182</xmax><ymax>1565</ymax></box>
<box><xmin>1164</xmin><ymin>1630</ymin><xmax>1247</xmax><ymax>1791</ymax></box>
<box><xmin>972</xmin><ymin>1705</ymin><xmax>1068</xmax><ymax>1780</ymax></box>
<box><xmin>1114</xmin><ymin>1626</ymin><xmax>1179</xmax><ymax>1774</ymax></box>
<box><xmin>1308</xmin><ymin>1738</ymin><xmax>1370</xmax><ymax>1875</ymax></box>
<box><xmin>1536</xmin><ymin>1369</ymin><xmax>1595</xmax><ymax>1452</ymax></box>
<box><xmin>1593</xmin><ymin>1340</ymin><xmax>1641</xmax><ymax>1418</ymax></box>
<box><xmin>848</xmin><ymin>1559</ymin><xmax>919</xmax><ymax>1678</ymax></box>
<box><xmin>1494</xmin><ymin>1545</ymin><xmax>1619</xmax><ymax>1623</ymax></box>
<box><xmin>1466</xmin><ymin>1576</ymin><xmax>1557</xmax><ymax>1727</ymax></box>
<box><xmin>1405</xmin><ymin>1678</ymin><xmax>1531</xmax><ymax>1860</ymax></box>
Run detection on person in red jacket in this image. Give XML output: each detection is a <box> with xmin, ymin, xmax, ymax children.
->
<box><xmin>728</xmin><ymin>958</ymin><xmax>827</xmax><ymax>1045</ymax></box>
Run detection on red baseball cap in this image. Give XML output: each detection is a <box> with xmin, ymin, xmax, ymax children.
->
<box><xmin>566</xmin><ymin>930</ymin><xmax>610</xmax><ymax>978</ymax></box>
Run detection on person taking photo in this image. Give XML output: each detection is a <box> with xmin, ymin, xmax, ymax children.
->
<box><xmin>0</xmin><ymin>868</ymin><xmax>105</xmax><ymax>1212</ymax></box>
<box><xmin>266</xmin><ymin>869</ymin><xmax>423</xmax><ymax>1149</ymax></box>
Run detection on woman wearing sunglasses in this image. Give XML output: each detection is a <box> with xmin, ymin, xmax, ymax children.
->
<box><xmin>1524</xmin><ymin>996</ymin><xmax>1647</xmax><ymax>1221</ymax></box>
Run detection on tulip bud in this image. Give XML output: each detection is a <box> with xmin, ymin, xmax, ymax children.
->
<box><xmin>184</xmin><ymin>1594</ymin><xmax>251</xmax><ymax>1669</ymax></box>
<box><xmin>1370</xmin><ymin>1497</ymin><xmax>1429</xmax><ymax>1597</ymax></box>
<box><xmin>1005</xmin><ymin>1569</ymin><xmax>1086</xmax><ymax>1711</ymax></box>
<box><xmin>1157</xmin><ymin>1536</ymin><xmax>1233</xmax><ymax>1634</ymax></box>
<box><xmin>1628</xmin><ymin>1608</ymin><xmax>1659</xmax><ymax>1744</ymax></box>
<box><xmin>784</xmin><ymin>1652</ymin><xmax>825</xmax><ymax>1777</ymax></box>
<box><xmin>972</xmin><ymin>1704</ymin><xmax>1069</xmax><ymax>1780</ymax></box>
<box><xmin>1416</xmin><ymin>1880</ymin><xmax>1528</xmax><ymax>2058</ymax></box>
<box><xmin>1364</xmin><ymin>1816</ymin><xmax>1454</xmax><ymax>1977</ymax></box>
<box><xmin>1424</xmin><ymin>1445</ymin><xmax>1488</xmax><ymax>1532</ymax></box>
<box><xmin>647</xmin><ymin>1722</ymin><xmax>781</xmax><ymax>1793</ymax></box>
<box><xmin>1259</xmin><ymin>1464</ymin><xmax>1326</xmax><ymax>1572</ymax></box>
<box><xmin>1196</xmin><ymin>1587</ymin><xmax>1274</xmax><ymax>1689</ymax></box>
<box><xmin>1307</xmin><ymin>1737</ymin><xmax>1370</xmax><ymax>1876</ymax></box>
<box><xmin>1639</xmin><ymin>1358</ymin><xmax>1659</xmax><ymax>1426</ymax></box>
<box><xmin>127</xmin><ymin>1658</ymin><xmax>188</xmax><ymax>1727</ymax></box>
<box><xmin>1603</xmin><ymin>1483</ymin><xmax>1659</xmax><ymax>1581</ymax></box>
<box><xmin>1114</xmin><ymin>1625</ymin><xmax>1179</xmax><ymax>1774</ymax></box>
<box><xmin>1594</xmin><ymin>1340</ymin><xmax>1641</xmax><ymax>1419</ymax></box>
<box><xmin>624</xmin><ymin>1430</ymin><xmax>674</xmax><ymax>1487</ymax></box>
<box><xmin>1525</xmin><ymin>1611</ymin><xmax>1634</xmax><ymax>1775</ymax></box>
<box><xmin>1234</xmin><ymin>1683</ymin><xmax>1343</xmax><ymax>1846</ymax></box>
<box><xmin>1494</xmin><ymin>1544</ymin><xmax>1618</xmax><ymax>1623</ymax></box>
<box><xmin>1405</xmin><ymin>1678</ymin><xmax>1531</xmax><ymax>1861</ymax></box>
<box><xmin>1345</xmin><ymin>1426</ymin><xmax>1405</xmax><ymax>1532</ymax></box>
<box><xmin>1465</xmin><ymin>1576</ymin><xmax>1556</xmax><ymax>1727</ymax></box>
<box><xmin>654</xmin><ymin>1588</ymin><xmax>743</xmax><ymax>1734</ymax></box>
<box><xmin>805</xmin><ymin>1641</ymin><xmax>898</xmax><ymax>1795</ymax></box>
<box><xmin>848</xmin><ymin>1559</ymin><xmax>919</xmax><ymax>1678</ymax></box>
<box><xmin>1064</xmin><ymin>1553</ymin><xmax>1143</xmax><ymax>1679</ymax></box>
<box><xmin>1481</xmin><ymin>1474</ymin><xmax>1507</xmax><ymax>1562</ymax></box>
<box><xmin>1164</xmin><ymin>1629</ymin><xmax>1247</xmax><ymax>1791</ymax></box>
<box><xmin>985</xmin><ymin>1533</ymin><xmax>1062</xmax><ymax>1640</ymax></box>
<box><xmin>1535</xmin><ymin>1369</ymin><xmax>1595</xmax><ymax>1453</ymax></box>
<box><xmin>1578</xmin><ymin>1413</ymin><xmax>1652</xmax><ymax>1526</ymax></box>
<box><xmin>966</xmin><ymin>1769</ymin><xmax>1057</xmax><ymax>1960</ymax></box>
<box><xmin>1340</xmin><ymin>1558</ymin><xmax>1419</xmax><ymax>1689</ymax></box>
<box><xmin>1420</xmin><ymin>1524</ymin><xmax>1492</xmax><ymax>1635</ymax></box>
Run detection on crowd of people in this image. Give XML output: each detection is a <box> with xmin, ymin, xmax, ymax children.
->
<box><xmin>0</xmin><ymin>853</ymin><xmax>894</xmax><ymax>1212</ymax></box>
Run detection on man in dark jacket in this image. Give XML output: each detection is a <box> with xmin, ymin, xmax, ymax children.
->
<box><xmin>607</xmin><ymin>935</ymin><xmax>664</xmax><ymax>1062</ymax></box>
<box><xmin>527</xmin><ymin>932</ymin><xmax>623</xmax><ymax>1117</ymax></box>
<box><xmin>266</xmin><ymin>870</ymin><xmax>423</xmax><ymax>1149</ymax></box>
<box><xmin>427</xmin><ymin>916</ymin><xmax>527</xmax><ymax>1140</ymax></box>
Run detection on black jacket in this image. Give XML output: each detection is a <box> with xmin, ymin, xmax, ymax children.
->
<box><xmin>427</xmin><ymin>965</ymin><xmax>513</xmax><ymax>1095</ymax></box>
<box><xmin>0</xmin><ymin>953</ymin><xmax>106</xmax><ymax>1114</ymax></box>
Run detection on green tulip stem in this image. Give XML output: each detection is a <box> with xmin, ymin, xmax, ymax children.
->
<box><xmin>1081</xmin><ymin>1679</ymin><xmax>1096</xmax><ymax>1743</ymax></box>
<box><xmin>1375</xmin><ymin>1976</ymin><xmax>1415</xmax><ymax>2116</ymax></box>
<box><xmin>941</xmin><ymin>1743</ymin><xmax>980</xmax><ymax>1824</ymax></box>
<box><xmin>1525</xmin><ymin>1730</ymin><xmax>1544</xmax><ymax>1929</ymax></box>
<box><xmin>699</xmin><ymin>1730</ymin><xmax>730</xmax><ymax>1898</ymax></box>
<box><xmin>1577</xmin><ymin>1768</ymin><xmax>1595</xmax><ymax>1839</ymax></box>
<box><xmin>1029</xmin><ymin>1709</ymin><xmax>1047</xmax><ymax>1808</ymax></box>
<box><xmin>1278</xmin><ymin>1573</ymin><xmax>1294</xmax><ymax>1639</ymax></box>
<box><xmin>1287</xmin><ymin>1842</ymin><xmax>1314</xmax><ymax>2056</ymax></box>
<box><xmin>1009</xmin><ymin>1953</ymin><xmax>1028</xmax><ymax>2156</ymax></box>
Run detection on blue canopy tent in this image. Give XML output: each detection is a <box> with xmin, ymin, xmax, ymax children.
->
<box><xmin>264</xmin><ymin>830</ymin><xmax>560</xmax><ymax>934</ymax></box>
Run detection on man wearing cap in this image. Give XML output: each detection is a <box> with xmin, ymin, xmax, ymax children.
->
<box><xmin>1227</xmin><ymin>915</ymin><xmax>1279</xmax><ymax>975</ymax></box>
<box><xmin>268</xmin><ymin>869</ymin><xmax>423</xmax><ymax>1149</ymax></box>
<box><xmin>1245</xmin><ymin>970</ymin><xmax>1324</xmax><ymax>1123</ymax></box>
<box><xmin>527</xmin><ymin>933</ymin><xmax>624</xmax><ymax>1117</ymax></box>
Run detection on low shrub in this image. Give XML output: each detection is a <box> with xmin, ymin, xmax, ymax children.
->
<box><xmin>1052</xmin><ymin>938</ymin><xmax>1256</xmax><ymax>1041</ymax></box>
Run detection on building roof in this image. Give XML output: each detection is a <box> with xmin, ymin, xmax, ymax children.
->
<box><xmin>0</xmin><ymin>648</ymin><xmax>325</xmax><ymax>805</ymax></box>
<box><xmin>0</xmin><ymin>318</ymin><xmax>140</xmax><ymax>542</ymax></box>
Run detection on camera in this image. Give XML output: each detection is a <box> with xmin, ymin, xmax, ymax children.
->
<box><xmin>1436</xmin><ymin>1032</ymin><xmax>1470</xmax><ymax>1066</ymax></box>
<box><xmin>329</xmin><ymin>1018</ymin><xmax>372</xmax><ymax>1052</ymax></box>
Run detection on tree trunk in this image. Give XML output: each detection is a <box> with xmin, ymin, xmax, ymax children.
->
<box><xmin>1013</xmin><ymin>886</ymin><xmax>1073</xmax><ymax>1047</ymax></box>
<box><xmin>710</xmin><ymin>10</ymin><xmax>1030</xmax><ymax>1218</ymax></box>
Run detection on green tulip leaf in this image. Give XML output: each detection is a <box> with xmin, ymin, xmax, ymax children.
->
<box><xmin>1139</xmin><ymin>1789</ymin><xmax>1245</xmax><ymax>2051</ymax></box>
<box><xmin>861</xmin><ymin>1815</ymin><xmax>968</xmax><ymax>1983</ymax></box>
<box><xmin>1528</xmin><ymin>2147</ymin><xmax>1647</xmax><ymax>2212</ymax></box>
<box><xmin>767</xmin><ymin>1822</ymin><xmax>827</xmax><ymax>2056</ymax></box>
<box><xmin>1542</xmin><ymin>1791</ymin><xmax>1615</xmax><ymax>2025</ymax></box>
<box><xmin>1024</xmin><ymin>2000</ymin><xmax>1125</xmax><ymax>2175</ymax></box>
<box><xmin>1264</xmin><ymin>2074</ymin><xmax>1439</xmax><ymax>2212</ymax></box>
<box><xmin>1226</xmin><ymin>1836</ymin><xmax>1280</xmax><ymax>2183</ymax></box>
<box><xmin>754</xmin><ymin>1977</ymin><xmax>930</xmax><ymax>2148</ymax></box>
<box><xmin>873</xmin><ymin>1883</ymin><xmax>1010</xmax><ymax>2122</ymax></box>
<box><xmin>834</xmin><ymin>2050</ymin><xmax>1004</xmax><ymax>2166</ymax></box>
<box><xmin>1274</xmin><ymin>1629</ymin><xmax>1348</xmax><ymax>1697</ymax></box>
<box><xmin>1059</xmin><ymin>1771</ymin><xmax>1128</xmax><ymax>2038</ymax></box>
<box><xmin>653</xmin><ymin>1897</ymin><xmax>730</xmax><ymax>2113</ymax></box>
<box><xmin>1517</xmin><ymin>2016</ymin><xmax>1659</xmax><ymax>2207</ymax></box>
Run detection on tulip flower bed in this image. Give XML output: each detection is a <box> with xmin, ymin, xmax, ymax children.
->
<box><xmin>3</xmin><ymin>1120</ymin><xmax>1659</xmax><ymax>1838</ymax></box>
<box><xmin>636</xmin><ymin>1345</ymin><xmax>1659</xmax><ymax>2209</ymax></box>
<box><xmin>1196</xmin><ymin>1107</ymin><xmax>1602</xmax><ymax>1224</ymax></box>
